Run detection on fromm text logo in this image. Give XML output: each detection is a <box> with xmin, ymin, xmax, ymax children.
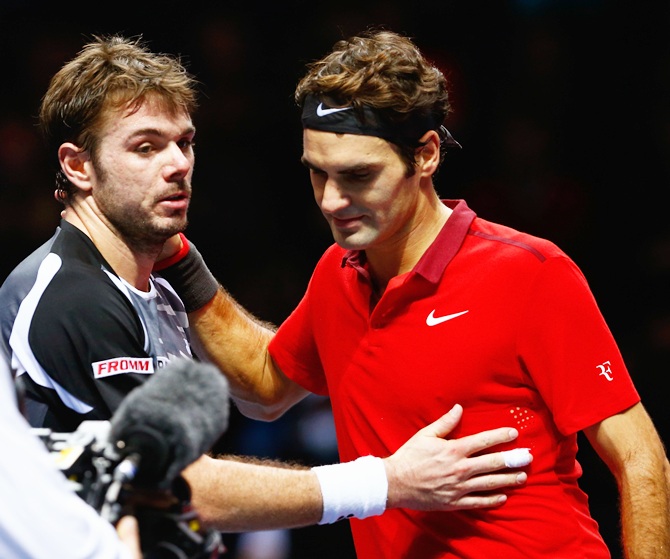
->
<box><xmin>92</xmin><ymin>357</ymin><xmax>154</xmax><ymax>379</ymax></box>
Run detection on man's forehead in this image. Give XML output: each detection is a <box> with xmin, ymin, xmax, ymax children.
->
<box><xmin>303</xmin><ymin>128</ymin><xmax>391</xmax><ymax>151</ymax></box>
<box><xmin>100</xmin><ymin>100</ymin><xmax>194</xmax><ymax>137</ymax></box>
<box><xmin>302</xmin><ymin>128</ymin><xmax>397</xmax><ymax>167</ymax></box>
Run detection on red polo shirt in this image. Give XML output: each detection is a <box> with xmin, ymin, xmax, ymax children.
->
<box><xmin>269</xmin><ymin>199</ymin><xmax>638</xmax><ymax>558</ymax></box>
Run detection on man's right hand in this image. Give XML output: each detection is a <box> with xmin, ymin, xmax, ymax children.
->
<box><xmin>155</xmin><ymin>233</ymin><xmax>185</xmax><ymax>266</ymax></box>
<box><xmin>384</xmin><ymin>404</ymin><xmax>531</xmax><ymax>511</ymax></box>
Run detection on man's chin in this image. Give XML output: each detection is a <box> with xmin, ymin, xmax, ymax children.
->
<box><xmin>159</xmin><ymin>217</ymin><xmax>188</xmax><ymax>238</ymax></box>
<box><xmin>333</xmin><ymin>230</ymin><xmax>372</xmax><ymax>251</ymax></box>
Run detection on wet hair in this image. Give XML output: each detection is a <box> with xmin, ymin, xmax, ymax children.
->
<box><xmin>39</xmin><ymin>34</ymin><xmax>198</xmax><ymax>197</ymax></box>
<box><xmin>295</xmin><ymin>28</ymin><xmax>454</xmax><ymax>174</ymax></box>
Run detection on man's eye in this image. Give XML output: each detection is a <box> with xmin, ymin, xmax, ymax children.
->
<box><xmin>178</xmin><ymin>139</ymin><xmax>195</xmax><ymax>150</ymax></box>
<box><xmin>136</xmin><ymin>143</ymin><xmax>153</xmax><ymax>154</ymax></box>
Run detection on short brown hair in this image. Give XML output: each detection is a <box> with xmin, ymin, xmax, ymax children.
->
<box><xmin>295</xmin><ymin>29</ymin><xmax>452</xmax><ymax>172</ymax></box>
<box><xmin>39</xmin><ymin>35</ymin><xmax>198</xmax><ymax>192</ymax></box>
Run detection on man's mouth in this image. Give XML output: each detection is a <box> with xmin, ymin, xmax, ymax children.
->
<box><xmin>331</xmin><ymin>214</ymin><xmax>363</xmax><ymax>229</ymax></box>
<box><xmin>159</xmin><ymin>192</ymin><xmax>190</xmax><ymax>210</ymax></box>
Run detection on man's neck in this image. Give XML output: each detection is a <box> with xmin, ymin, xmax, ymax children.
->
<box><xmin>63</xmin><ymin>213</ymin><xmax>158</xmax><ymax>292</ymax></box>
<box><xmin>366</xmin><ymin>198</ymin><xmax>451</xmax><ymax>297</ymax></box>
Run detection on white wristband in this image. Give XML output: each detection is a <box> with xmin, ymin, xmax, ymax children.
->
<box><xmin>312</xmin><ymin>456</ymin><xmax>388</xmax><ymax>524</ymax></box>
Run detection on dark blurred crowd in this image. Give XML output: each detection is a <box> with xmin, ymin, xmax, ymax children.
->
<box><xmin>1</xmin><ymin>1</ymin><xmax>669</xmax><ymax>557</ymax></box>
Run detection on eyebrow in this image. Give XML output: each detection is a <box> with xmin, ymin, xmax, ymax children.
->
<box><xmin>128</xmin><ymin>125</ymin><xmax>196</xmax><ymax>139</ymax></box>
<box><xmin>301</xmin><ymin>157</ymin><xmax>371</xmax><ymax>174</ymax></box>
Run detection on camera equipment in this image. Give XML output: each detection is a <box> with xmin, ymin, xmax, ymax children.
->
<box><xmin>33</xmin><ymin>359</ymin><xmax>231</xmax><ymax>558</ymax></box>
<box><xmin>34</xmin><ymin>420</ymin><xmax>225</xmax><ymax>559</ymax></box>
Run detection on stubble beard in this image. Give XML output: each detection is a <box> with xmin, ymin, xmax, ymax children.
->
<box><xmin>96</xmin><ymin>184</ymin><xmax>190</xmax><ymax>256</ymax></box>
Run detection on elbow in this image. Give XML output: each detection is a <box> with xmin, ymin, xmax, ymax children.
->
<box><xmin>232</xmin><ymin>392</ymin><xmax>294</xmax><ymax>422</ymax></box>
<box><xmin>231</xmin><ymin>358</ymin><xmax>308</xmax><ymax>421</ymax></box>
<box><xmin>252</xmin><ymin>406</ymin><xmax>290</xmax><ymax>422</ymax></box>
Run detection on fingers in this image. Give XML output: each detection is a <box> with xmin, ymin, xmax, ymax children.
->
<box><xmin>116</xmin><ymin>515</ymin><xmax>142</xmax><ymax>559</ymax></box>
<box><xmin>465</xmin><ymin>447</ymin><xmax>533</xmax><ymax>481</ymax></box>
<box><xmin>420</xmin><ymin>404</ymin><xmax>464</xmax><ymax>438</ymax></box>
<box><xmin>385</xmin><ymin>406</ymin><xmax>534</xmax><ymax>513</ymax></box>
<box><xmin>448</xmin><ymin>491</ymin><xmax>515</xmax><ymax>510</ymax></box>
<box><xmin>462</xmin><ymin>470</ymin><xmax>528</xmax><ymax>494</ymax></box>
<box><xmin>447</xmin><ymin>468</ymin><xmax>531</xmax><ymax>509</ymax></box>
<box><xmin>157</xmin><ymin>233</ymin><xmax>184</xmax><ymax>262</ymax></box>
<box><xmin>423</xmin><ymin>407</ymin><xmax>524</xmax><ymax>460</ymax></box>
<box><xmin>502</xmin><ymin>448</ymin><xmax>532</xmax><ymax>468</ymax></box>
<box><xmin>456</xmin><ymin>426</ymin><xmax>522</xmax><ymax>458</ymax></box>
<box><xmin>419</xmin><ymin>407</ymin><xmax>533</xmax><ymax>471</ymax></box>
<box><xmin>450</xmin><ymin>493</ymin><xmax>509</xmax><ymax>509</ymax></box>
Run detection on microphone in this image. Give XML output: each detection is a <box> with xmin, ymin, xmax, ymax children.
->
<box><xmin>109</xmin><ymin>358</ymin><xmax>230</xmax><ymax>489</ymax></box>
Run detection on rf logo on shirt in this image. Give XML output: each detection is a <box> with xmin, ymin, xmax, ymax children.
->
<box><xmin>597</xmin><ymin>361</ymin><xmax>613</xmax><ymax>381</ymax></box>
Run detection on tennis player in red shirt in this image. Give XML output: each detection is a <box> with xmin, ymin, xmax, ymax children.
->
<box><xmin>162</xmin><ymin>29</ymin><xmax>670</xmax><ymax>559</ymax></box>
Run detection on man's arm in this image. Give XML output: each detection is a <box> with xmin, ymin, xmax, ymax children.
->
<box><xmin>187</xmin><ymin>288</ymin><xmax>308</xmax><ymax>420</ymax></box>
<box><xmin>583</xmin><ymin>402</ymin><xmax>670</xmax><ymax>559</ymax></box>
<box><xmin>155</xmin><ymin>234</ymin><xmax>311</xmax><ymax>418</ymax></box>
<box><xmin>184</xmin><ymin>404</ymin><xmax>531</xmax><ymax>532</ymax></box>
<box><xmin>159</xmin><ymin>236</ymin><xmax>534</xmax><ymax>527</ymax></box>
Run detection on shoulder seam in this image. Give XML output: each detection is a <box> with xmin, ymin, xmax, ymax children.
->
<box><xmin>469</xmin><ymin>230</ymin><xmax>547</xmax><ymax>262</ymax></box>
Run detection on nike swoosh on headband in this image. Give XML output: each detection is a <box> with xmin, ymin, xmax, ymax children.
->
<box><xmin>316</xmin><ymin>103</ymin><xmax>352</xmax><ymax>117</ymax></box>
<box><xmin>426</xmin><ymin>309</ymin><xmax>469</xmax><ymax>326</ymax></box>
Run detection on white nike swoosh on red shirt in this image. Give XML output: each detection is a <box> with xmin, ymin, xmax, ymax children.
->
<box><xmin>426</xmin><ymin>309</ymin><xmax>469</xmax><ymax>326</ymax></box>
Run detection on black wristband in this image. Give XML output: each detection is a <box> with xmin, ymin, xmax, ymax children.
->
<box><xmin>155</xmin><ymin>239</ymin><xmax>219</xmax><ymax>312</ymax></box>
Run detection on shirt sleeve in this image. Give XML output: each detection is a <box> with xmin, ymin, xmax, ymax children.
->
<box><xmin>29</xmin><ymin>270</ymin><xmax>151</xmax><ymax>416</ymax></box>
<box><xmin>517</xmin><ymin>255</ymin><xmax>639</xmax><ymax>434</ymax></box>
<box><xmin>269</xmin><ymin>275</ymin><xmax>329</xmax><ymax>396</ymax></box>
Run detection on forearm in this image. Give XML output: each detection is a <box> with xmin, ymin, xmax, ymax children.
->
<box><xmin>184</xmin><ymin>454</ymin><xmax>323</xmax><ymax>532</ymax></box>
<box><xmin>190</xmin><ymin>290</ymin><xmax>275</xmax><ymax>401</ymax></box>
<box><xmin>619</xmin><ymin>456</ymin><xmax>670</xmax><ymax>558</ymax></box>
<box><xmin>190</xmin><ymin>291</ymin><xmax>308</xmax><ymax>419</ymax></box>
<box><xmin>156</xmin><ymin>236</ymin><xmax>305</xmax><ymax>417</ymax></box>
<box><xmin>187</xmin><ymin>453</ymin><xmax>391</xmax><ymax>531</ymax></box>
<box><xmin>586</xmin><ymin>404</ymin><xmax>670</xmax><ymax>559</ymax></box>
<box><xmin>184</xmin><ymin>407</ymin><xmax>533</xmax><ymax>532</ymax></box>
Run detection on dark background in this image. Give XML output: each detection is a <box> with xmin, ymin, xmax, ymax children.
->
<box><xmin>1</xmin><ymin>1</ymin><xmax>669</xmax><ymax>557</ymax></box>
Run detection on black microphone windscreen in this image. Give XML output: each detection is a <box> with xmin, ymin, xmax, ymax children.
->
<box><xmin>109</xmin><ymin>358</ymin><xmax>230</xmax><ymax>487</ymax></box>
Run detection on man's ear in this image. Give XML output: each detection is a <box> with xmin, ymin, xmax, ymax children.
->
<box><xmin>416</xmin><ymin>130</ymin><xmax>441</xmax><ymax>177</ymax></box>
<box><xmin>59</xmin><ymin>143</ymin><xmax>93</xmax><ymax>191</ymax></box>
